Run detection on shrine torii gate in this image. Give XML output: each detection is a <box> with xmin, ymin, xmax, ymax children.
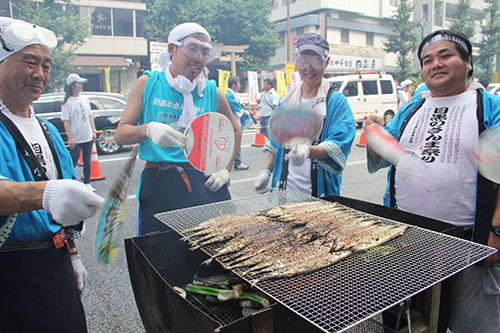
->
<box><xmin>214</xmin><ymin>44</ymin><xmax>249</xmax><ymax>76</ymax></box>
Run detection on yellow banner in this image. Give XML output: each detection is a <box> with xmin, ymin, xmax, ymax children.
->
<box><xmin>104</xmin><ymin>67</ymin><xmax>111</xmax><ymax>93</ymax></box>
<box><xmin>276</xmin><ymin>71</ymin><xmax>287</xmax><ymax>99</ymax></box>
<box><xmin>285</xmin><ymin>63</ymin><xmax>295</xmax><ymax>85</ymax></box>
<box><xmin>218</xmin><ymin>70</ymin><xmax>231</xmax><ymax>94</ymax></box>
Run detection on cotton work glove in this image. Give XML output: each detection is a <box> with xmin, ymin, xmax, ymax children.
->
<box><xmin>288</xmin><ymin>144</ymin><xmax>309</xmax><ymax>166</ymax></box>
<box><xmin>146</xmin><ymin>121</ymin><xmax>187</xmax><ymax>148</ymax></box>
<box><xmin>253</xmin><ymin>170</ymin><xmax>271</xmax><ymax>194</ymax></box>
<box><xmin>204</xmin><ymin>168</ymin><xmax>230</xmax><ymax>192</ymax></box>
<box><xmin>71</xmin><ymin>255</ymin><xmax>87</xmax><ymax>296</ymax></box>
<box><xmin>42</xmin><ymin>179</ymin><xmax>104</xmax><ymax>227</ymax></box>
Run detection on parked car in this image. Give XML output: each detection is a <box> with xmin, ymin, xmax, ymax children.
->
<box><xmin>487</xmin><ymin>83</ymin><xmax>500</xmax><ymax>96</ymax></box>
<box><xmin>327</xmin><ymin>73</ymin><xmax>398</xmax><ymax>126</ymax></box>
<box><xmin>32</xmin><ymin>92</ymin><xmax>127</xmax><ymax>155</ymax></box>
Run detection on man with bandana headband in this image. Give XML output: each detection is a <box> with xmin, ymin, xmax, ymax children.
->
<box><xmin>0</xmin><ymin>18</ymin><xmax>104</xmax><ymax>331</ymax></box>
<box><xmin>115</xmin><ymin>22</ymin><xmax>241</xmax><ymax>236</ymax></box>
<box><xmin>365</xmin><ymin>29</ymin><xmax>500</xmax><ymax>332</ymax></box>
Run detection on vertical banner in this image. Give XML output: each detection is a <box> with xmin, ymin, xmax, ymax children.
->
<box><xmin>289</xmin><ymin>71</ymin><xmax>301</xmax><ymax>89</ymax></box>
<box><xmin>247</xmin><ymin>71</ymin><xmax>259</xmax><ymax>105</ymax></box>
<box><xmin>319</xmin><ymin>12</ymin><xmax>326</xmax><ymax>38</ymax></box>
<box><xmin>276</xmin><ymin>71</ymin><xmax>287</xmax><ymax>100</ymax></box>
<box><xmin>218</xmin><ymin>70</ymin><xmax>231</xmax><ymax>94</ymax></box>
<box><xmin>285</xmin><ymin>63</ymin><xmax>296</xmax><ymax>85</ymax></box>
<box><xmin>105</xmin><ymin>67</ymin><xmax>111</xmax><ymax>93</ymax></box>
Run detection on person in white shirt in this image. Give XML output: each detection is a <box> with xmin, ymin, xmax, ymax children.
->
<box><xmin>61</xmin><ymin>73</ymin><xmax>97</xmax><ymax>191</ymax></box>
<box><xmin>397</xmin><ymin>79</ymin><xmax>413</xmax><ymax>109</ymax></box>
<box><xmin>256</xmin><ymin>78</ymin><xmax>278</xmax><ymax>138</ymax></box>
<box><xmin>365</xmin><ymin>29</ymin><xmax>500</xmax><ymax>333</ymax></box>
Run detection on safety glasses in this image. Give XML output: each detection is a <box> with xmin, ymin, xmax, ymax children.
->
<box><xmin>1</xmin><ymin>20</ymin><xmax>57</xmax><ymax>52</ymax></box>
<box><xmin>171</xmin><ymin>37</ymin><xmax>216</xmax><ymax>63</ymax></box>
<box><xmin>295</xmin><ymin>54</ymin><xmax>327</xmax><ymax>70</ymax></box>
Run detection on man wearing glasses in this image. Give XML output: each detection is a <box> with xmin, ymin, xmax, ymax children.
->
<box><xmin>253</xmin><ymin>33</ymin><xmax>356</xmax><ymax>197</ymax></box>
<box><xmin>115</xmin><ymin>22</ymin><xmax>241</xmax><ymax>235</ymax></box>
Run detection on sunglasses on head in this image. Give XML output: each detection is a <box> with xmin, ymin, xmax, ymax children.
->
<box><xmin>1</xmin><ymin>20</ymin><xmax>57</xmax><ymax>52</ymax></box>
<box><xmin>171</xmin><ymin>37</ymin><xmax>216</xmax><ymax>63</ymax></box>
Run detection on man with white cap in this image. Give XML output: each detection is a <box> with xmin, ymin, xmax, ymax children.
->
<box><xmin>365</xmin><ymin>29</ymin><xmax>500</xmax><ymax>332</ymax></box>
<box><xmin>253</xmin><ymin>32</ymin><xmax>356</xmax><ymax>197</ymax></box>
<box><xmin>398</xmin><ymin>79</ymin><xmax>413</xmax><ymax>109</ymax></box>
<box><xmin>115</xmin><ymin>22</ymin><xmax>241</xmax><ymax>235</ymax></box>
<box><xmin>0</xmin><ymin>17</ymin><xmax>104</xmax><ymax>332</ymax></box>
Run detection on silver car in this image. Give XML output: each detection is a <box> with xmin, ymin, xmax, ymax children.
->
<box><xmin>32</xmin><ymin>92</ymin><xmax>127</xmax><ymax>155</ymax></box>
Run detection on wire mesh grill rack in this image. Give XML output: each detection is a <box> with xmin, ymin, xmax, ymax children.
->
<box><xmin>155</xmin><ymin>191</ymin><xmax>495</xmax><ymax>333</ymax></box>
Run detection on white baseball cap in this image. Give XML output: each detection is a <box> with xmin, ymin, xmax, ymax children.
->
<box><xmin>0</xmin><ymin>17</ymin><xmax>57</xmax><ymax>62</ymax></box>
<box><xmin>400</xmin><ymin>79</ymin><xmax>413</xmax><ymax>89</ymax></box>
<box><xmin>66</xmin><ymin>73</ymin><xmax>87</xmax><ymax>86</ymax></box>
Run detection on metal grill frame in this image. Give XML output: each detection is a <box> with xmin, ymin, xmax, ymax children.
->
<box><xmin>155</xmin><ymin>191</ymin><xmax>496</xmax><ymax>333</ymax></box>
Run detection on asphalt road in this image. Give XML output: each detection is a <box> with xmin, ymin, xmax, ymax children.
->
<box><xmin>76</xmin><ymin>128</ymin><xmax>387</xmax><ymax>332</ymax></box>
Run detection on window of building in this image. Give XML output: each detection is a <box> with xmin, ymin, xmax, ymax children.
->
<box><xmin>113</xmin><ymin>8</ymin><xmax>133</xmax><ymax>37</ymax></box>
<box><xmin>341</xmin><ymin>29</ymin><xmax>349</xmax><ymax>43</ymax></box>
<box><xmin>362</xmin><ymin>81</ymin><xmax>378</xmax><ymax>95</ymax></box>
<box><xmin>380</xmin><ymin>80</ymin><xmax>394</xmax><ymax>94</ymax></box>
<box><xmin>296</xmin><ymin>27</ymin><xmax>304</xmax><ymax>36</ymax></box>
<box><xmin>136</xmin><ymin>10</ymin><xmax>144</xmax><ymax>37</ymax></box>
<box><xmin>0</xmin><ymin>0</ymin><xmax>10</xmax><ymax>17</ymax></box>
<box><xmin>434</xmin><ymin>1</ymin><xmax>443</xmax><ymax>26</ymax></box>
<box><xmin>91</xmin><ymin>7</ymin><xmax>112</xmax><ymax>36</ymax></box>
<box><xmin>366</xmin><ymin>32</ymin><xmax>374</xmax><ymax>46</ymax></box>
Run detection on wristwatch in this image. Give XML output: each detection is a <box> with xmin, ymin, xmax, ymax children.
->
<box><xmin>491</xmin><ymin>225</ymin><xmax>500</xmax><ymax>237</ymax></box>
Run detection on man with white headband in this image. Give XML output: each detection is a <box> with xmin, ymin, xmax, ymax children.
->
<box><xmin>115</xmin><ymin>22</ymin><xmax>241</xmax><ymax>235</ymax></box>
<box><xmin>365</xmin><ymin>29</ymin><xmax>500</xmax><ymax>332</ymax></box>
<box><xmin>0</xmin><ymin>17</ymin><xmax>104</xmax><ymax>332</ymax></box>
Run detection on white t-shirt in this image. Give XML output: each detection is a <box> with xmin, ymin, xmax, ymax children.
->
<box><xmin>398</xmin><ymin>90</ymin><xmax>409</xmax><ymax>109</ymax></box>
<box><xmin>60</xmin><ymin>95</ymin><xmax>93</xmax><ymax>143</ymax></box>
<box><xmin>2</xmin><ymin>108</ymin><xmax>58</xmax><ymax>180</ymax></box>
<box><xmin>286</xmin><ymin>96</ymin><xmax>319</xmax><ymax>195</ymax></box>
<box><xmin>395</xmin><ymin>90</ymin><xmax>478</xmax><ymax>226</ymax></box>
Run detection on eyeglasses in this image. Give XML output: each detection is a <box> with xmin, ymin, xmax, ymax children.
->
<box><xmin>171</xmin><ymin>37</ymin><xmax>216</xmax><ymax>63</ymax></box>
<box><xmin>295</xmin><ymin>54</ymin><xmax>327</xmax><ymax>70</ymax></box>
<box><xmin>1</xmin><ymin>20</ymin><xmax>57</xmax><ymax>52</ymax></box>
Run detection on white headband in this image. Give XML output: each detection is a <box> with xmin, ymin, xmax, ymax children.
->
<box><xmin>420</xmin><ymin>33</ymin><xmax>470</xmax><ymax>59</ymax></box>
<box><xmin>0</xmin><ymin>17</ymin><xmax>57</xmax><ymax>62</ymax></box>
<box><xmin>158</xmin><ymin>22</ymin><xmax>211</xmax><ymax>71</ymax></box>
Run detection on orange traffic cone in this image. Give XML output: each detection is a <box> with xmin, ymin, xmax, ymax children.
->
<box><xmin>252</xmin><ymin>132</ymin><xmax>266</xmax><ymax>147</ymax></box>
<box><xmin>356</xmin><ymin>116</ymin><xmax>368</xmax><ymax>147</ymax></box>
<box><xmin>89</xmin><ymin>142</ymin><xmax>105</xmax><ymax>181</ymax></box>
<box><xmin>77</xmin><ymin>150</ymin><xmax>83</xmax><ymax>166</ymax></box>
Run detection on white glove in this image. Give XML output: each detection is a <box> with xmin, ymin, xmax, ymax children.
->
<box><xmin>288</xmin><ymin>144</ymin><xmax>309</xmax><ymax>166</ymax></box>
<box><xmin>254</xmin><ymin>170</ymin><xmax>271</xmax><ymax>194</ymax></box>
<box><xmin>42</xmin><ymin>179</ymin><xmax>104</xmax><ymax>227</ymax></box>
<box><xmin>71</xmin><ymin>255</ymin><xmax>87</xmax><ymax>296</ymax></box>
<box><xmin>146</xmin><ymin>121</ymin><xmax>187</xmax><ymax>148</ymax></box>
<box><xmin>204</xmin><ymin>168</ymin><xmax>230</xmax><ymax>192</ymax></box>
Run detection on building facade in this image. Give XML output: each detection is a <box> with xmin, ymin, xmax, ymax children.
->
<box><xmin>1</xmin><ymin>0</ymin><xmax>147</xmax><ymax>93</ymax></box>
<box><xmin>270</xmin><ymin>0</ymin><xmax>490</xmax><ymax>78</ymax></box>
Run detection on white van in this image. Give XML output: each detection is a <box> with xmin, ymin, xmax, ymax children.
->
<box><xmin>327</xmin><ymin>73</ymin><xmax>398</xmax><ymax>126</ymax></box>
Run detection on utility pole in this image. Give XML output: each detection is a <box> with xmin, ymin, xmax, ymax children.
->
<box><xmin>287</xmin><ymin>0</ymin><xmax>291</xmax><ymax>63</ymax></box>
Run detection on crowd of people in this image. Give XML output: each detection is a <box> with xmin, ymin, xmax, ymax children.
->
<box><xmin>0</xmin><ymin>16</ymin><xmax>499</xmax><ymax>333</ymax></box>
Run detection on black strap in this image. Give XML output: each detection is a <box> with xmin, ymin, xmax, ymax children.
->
<box><xmin>389</xmin><ymin>99</ymin><xmax>425</xmax><ymax>207</ymax></box>
<box><xmin>0</xmin><ymin>111</ymin><xmax>63</xmax><ymax>181</ymax></box>
<box><xmin>473</xmin><ymin>88</ymin><xmax>497</xmax><ymax>244</ymax></box>
<box><xmin>311</xmin><ymin>87</ymin><xmax>335</xmax><ymax>197</ymax></box>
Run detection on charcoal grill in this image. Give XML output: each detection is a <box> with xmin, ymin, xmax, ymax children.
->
<box><xmin>127</xmin><ymin>191</ymin><xmax>495</xmax><ymax>333</ymax></box>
